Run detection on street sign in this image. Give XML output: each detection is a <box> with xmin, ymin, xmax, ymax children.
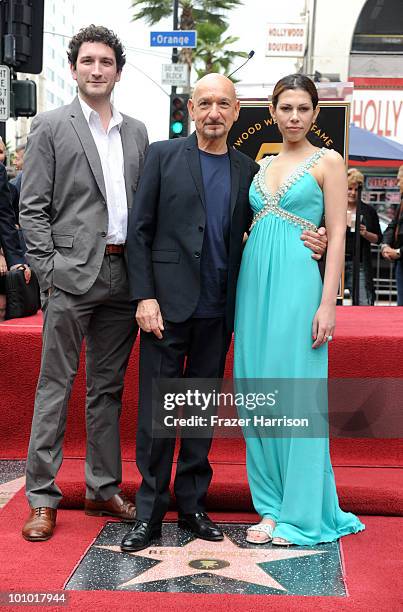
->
<box><xmin>162</xmin><ymin>64</ymin><xmax>189</xmax><ymax>87</ymax></box>
<box><xmin>0</xmin><ymin>66</ymin><xmax>10</xmax><ymax>121</ymax></box>
<box><xmin>150</xmin><ymin>30</ymin><xmax>197</xmax><ymax>48</ymax></box>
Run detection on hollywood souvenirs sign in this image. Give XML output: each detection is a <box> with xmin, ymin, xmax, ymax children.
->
<box><xmin>266</xmin><ymin>23</ymin><xmax>307</xmax><ymax>58</ymax></box>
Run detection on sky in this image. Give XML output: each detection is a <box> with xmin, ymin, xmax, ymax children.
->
<box><xmin>74</xmin><ymin>0</ymin><xmax>308</xmax><ymax>142</ymax></box>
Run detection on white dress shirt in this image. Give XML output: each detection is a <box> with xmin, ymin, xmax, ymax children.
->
<box><xmin>79</xmin><ymin>96</ymin><xmax>128</xmax><ymax>244</ymax></box>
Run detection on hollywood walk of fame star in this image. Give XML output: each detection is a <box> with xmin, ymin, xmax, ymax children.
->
<box><xmin>98</xmin><ymin>535</ymin><xmax>326</xmax><ymax>591</ymax></box>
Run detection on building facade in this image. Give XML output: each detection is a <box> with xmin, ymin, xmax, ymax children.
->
<box><xmin>6</xmin><ymin>0</ymin><xmax>78</xmax><ymax>152</ymax></box>
<box><xmin>312</xmin><ymin>0</ymin><xmax>403</xmax><ymax>147</ymax></box>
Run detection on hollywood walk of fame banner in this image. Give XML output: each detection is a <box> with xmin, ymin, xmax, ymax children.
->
<box><xmin>228</xmin><ymin>100</ymin><xmax>350</xmax><ymax>162</ymax></box>
<box><xmin>229</xmin><ymin>99</ymin><xmax>350</xmax><ymax>301</ymax></box>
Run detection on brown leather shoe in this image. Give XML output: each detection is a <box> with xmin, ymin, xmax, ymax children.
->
<box><xmin>84</xmin><ymin>493</ymin><xmax>136</xmax><ymax>522</ymax></box>
<box><xmin>22</xmin><ymin>507</ymin><xmax>57</xmax><ymax>542</ymax></box>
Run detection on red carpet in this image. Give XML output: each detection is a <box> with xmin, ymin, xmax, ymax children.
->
<box><xmin>44</xmin><ymin>458</ymin><xmax>402</xmax><ymax>516</ymax></box>
<box><xmin>0</xmin><ymin>490</ymin><xmax>401</xmax><ymax>611</ymax></box>
<box><xmin>1</xmin><ymin>307</ymin><xmax>402</xmax><ymax>515</ymax></box>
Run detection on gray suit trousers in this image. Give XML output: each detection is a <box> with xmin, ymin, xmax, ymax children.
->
<box><xmin>26</xmin><ymin>255</ymin><xmax>137</xmax><ymax>508</ymax></box>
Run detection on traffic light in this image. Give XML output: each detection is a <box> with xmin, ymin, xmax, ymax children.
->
<box><xmin>10</xmin><ymin>78</ymin><xmax>36</xmax><ymax>117</ymax></box>
<box><xmin>169</xmin><ymin>93</ymin><xmax>189</xmax><ymax>139</ymax></box>
<box><xmin>1</xmin><ymin>0</ymin><xmax>45</xmax><ymax>74</ymax></box>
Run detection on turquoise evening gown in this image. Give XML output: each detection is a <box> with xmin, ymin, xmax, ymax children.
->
<box><xmin>234</xmin><ymin>149</ymin><xmax>365</xmax><ymax>545</ymax></box>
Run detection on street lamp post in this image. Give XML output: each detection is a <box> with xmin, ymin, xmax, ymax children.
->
<box><xmin>171</xmin><ymin>0</ymin><xmax>179</xmax><ymax>97</ymax></box>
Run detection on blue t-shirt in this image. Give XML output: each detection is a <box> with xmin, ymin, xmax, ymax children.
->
<box><xmin>193</xmin><ymin>149</ymin><xmax>231</xmax><ymax>318</ymax></box>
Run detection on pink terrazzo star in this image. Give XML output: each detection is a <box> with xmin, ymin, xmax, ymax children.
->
<box><xmin>99</xmin><ymin>536</ymin><xmax>325</xmax><ymax>591</ymax></box>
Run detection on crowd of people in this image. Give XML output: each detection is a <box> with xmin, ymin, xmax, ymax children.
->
<box><xmin>343</xmin><ymin>166</ymin><xmax>403</xmax><ymax>305</ymax></box>
<box><xmin>0</xmin><ymin>24</ymin><xmax>401</xmax><ymax>551</ymax></box>
<box><xmin>344</xmin><ymin>168</ymin><xmax>382</xmax><ymax>305</ymax></box>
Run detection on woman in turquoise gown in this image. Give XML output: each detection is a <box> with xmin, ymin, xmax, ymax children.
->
<box><xmin>234</xmin><ymin>74</ymin><xmax>365</xmax><ymax>546</ymax></box>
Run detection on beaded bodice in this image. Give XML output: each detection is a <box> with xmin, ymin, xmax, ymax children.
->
<box><xmin>250</xmin><ymin>148</ymin><xmax>327</xmax><ymax>232</ymax></box>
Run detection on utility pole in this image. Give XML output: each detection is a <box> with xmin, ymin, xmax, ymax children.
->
<box><xmin>0</xmin><ymin>0</ymin><xmax>43</xmax><ymax>147</ymax></box>
<box><xmin>308</xmin><ymin>0</ymin><xmax>317</xmax><ymax>75</ymax></box>
<box><xmin>0</xmin><ymin>0</ymin><xmax>7</xmax><ymax>144</ymax></box>
<box><xmin>0</xmin><ymin>0</ymin><xmax>18</xmax><ymax>145</ymax></box>
<box><xmin>301</xmin><ymin>0</ymin><xmax>309</xmax><ymax>74</ymax></box>
<box><xmin>171</xmin><ymin>0</ymin><xmax>179</xmax><ymax>98</ymax></box>
<box><xmin>168</xmin><ymin>0</ymin><xmax>191</xmax><ymax>138</ymax></box>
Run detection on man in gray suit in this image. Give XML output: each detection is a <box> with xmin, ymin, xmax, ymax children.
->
<box><xmin>19</xmin><ymin>25</ymin><xmax>148</xmax><ymax>541</ymax></box>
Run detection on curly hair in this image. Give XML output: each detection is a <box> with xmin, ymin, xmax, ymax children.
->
<box><xmin>67</xmin><ymin>25</ymin><xmax>126</xmax><ymax>71</ymax></box>
<box><xmin>347</xmin><ymin>168</ymin><xmax>364</xmax><ymax>187</ymax></box>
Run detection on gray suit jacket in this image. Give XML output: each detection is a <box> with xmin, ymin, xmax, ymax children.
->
<box><xmin>19</xmin><ymin>97</ymin><xmax>148</xmax><ymax>293</ymax></box>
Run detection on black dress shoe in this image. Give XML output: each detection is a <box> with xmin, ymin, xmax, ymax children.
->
<box><xmin>120</xmin><ymin>520</ymin><xmax>162</xmax><ymax>552</ymax></box>
<box><xmin>178</xmin><ymin>512</ymin><xmax>224</xmax><ymax>541</ymax></box>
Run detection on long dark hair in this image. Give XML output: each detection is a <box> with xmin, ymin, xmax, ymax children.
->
<box><xmin>272</xmin><ymin>74</ymin><xmax>318</xmax><ymax>109</ymax></box>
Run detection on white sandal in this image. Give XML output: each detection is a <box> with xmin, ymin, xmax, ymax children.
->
<box><xmin>272</xmin><ymin>536</ymin><xmax>293</xmax><ymax>546</ymax></box>
<box><xmin>246</xmin><ymin>522</ymin><xmax>274</xmax><ymax>544</ymax></box>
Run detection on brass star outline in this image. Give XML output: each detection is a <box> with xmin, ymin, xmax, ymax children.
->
<box><xmin>98</xmin><ymin>535</ymin><xmax>326</xmax><ymax>591</ymax></box>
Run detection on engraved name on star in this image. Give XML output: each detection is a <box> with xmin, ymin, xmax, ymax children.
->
<box><xmin>98</xmin><ymin>535</ymin><xmax>325</xmax><ymax>591</ymax></box>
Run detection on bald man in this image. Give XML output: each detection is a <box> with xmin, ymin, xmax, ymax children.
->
<box><xmin>123</xmin><ymin>75</ymin><xmax>324</xmax><ymax>551</ymax></box>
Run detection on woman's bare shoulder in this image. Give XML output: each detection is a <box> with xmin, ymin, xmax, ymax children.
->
<box><xmin>257</xmin><ymin>155</ymin><xmax>273</xmax><ymax>166</ymax></box>
<box><xmin>322</xmin><ymin>148</ymin><xmax>345</xmax><ymax>168</ymax></box>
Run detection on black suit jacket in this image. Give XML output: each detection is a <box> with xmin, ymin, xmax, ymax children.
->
<box><xmin>383</xmin><ymin>195</ymin><xmax>403</xmax><ymax>250</ymax></box>
<box><xmin>127</xmin><ymin>132</ymin><xmax>259</xmax><ymax>331</ymax></box>
<box><xmin>0</xmin><ymin>164</ymin><xmax>24</xmax><ymax>268</ymax></box>
<box><xmin>9</xmin><ymin>172</ymin><xmax>22</xmax><ymax>222</ymax></box>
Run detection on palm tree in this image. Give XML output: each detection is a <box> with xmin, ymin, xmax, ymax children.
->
<box><xmin>194</xmin><ymin>23</ymin><xmax>247</xmax><ymax>79</ymax></box>
<box><xmin>131</xmin><ymin>0</ymin><xmax>244</xmax><ymax>74</ymax></box>
<box><xmin>131</xmin><ymin>0</ymin><xmax>242</xmax><ymax>28</ymax></box>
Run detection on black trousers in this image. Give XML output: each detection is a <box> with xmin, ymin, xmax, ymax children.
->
<box><xmin>135</xmin><ymin>317</ymin><xmax>231</xmax><ymax>526</ymax></box>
